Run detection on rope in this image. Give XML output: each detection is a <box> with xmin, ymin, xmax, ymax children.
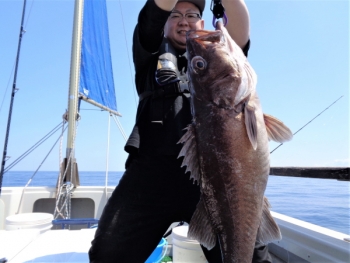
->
<box><xmin>104</xmin><ymin>113</ymin><xmax>112</xmax><ymax>202</ymax></box>
<box><xmin>54</xmin><ymin>183</ymin><xmax>74</xmax><ymax>220</ymax></box>
<box><xmin>54</xmin><ymin>120</ymin><xmax>80</xmax><ymax>221</ymax></box>
<box><xmin>56</xmin><ymin>117</ymin><xmax>68</xmax><ymax>198</ymax></box>
<box><xmin>58</xmin><ymin>117</ymin><xmax>66</xmax><ymax>186</ymax></box>
<box><xmin>54</xmin><ymin>157</ymin><xmax>71</xmax><ymax>219</ymax></box>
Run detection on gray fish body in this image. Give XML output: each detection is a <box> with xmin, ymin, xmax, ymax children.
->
<box><xmin>179</xmin><ymin>24</ymin><xmax>292</xmax><ymax>263</ymax></box>
<box><xmin>192</xmin><ymin>95</ymin><xmax>269</xmax><ymax>262</ymax></box>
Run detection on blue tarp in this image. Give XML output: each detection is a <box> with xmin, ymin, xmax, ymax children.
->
<box><xmin>80</xmin><ymin>0</ymin><xmax>117</xmax><ymax>111</ymax></box>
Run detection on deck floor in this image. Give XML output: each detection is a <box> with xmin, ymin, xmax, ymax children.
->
<box><xmin>0</xmin><ymin>229</ymin><xmax>94</xmax><ymax>262</ymax></box>
<box><xmin>0</xmin><ymin>229</ymin><xmax>285</xmax><ymax>263</ymax></box>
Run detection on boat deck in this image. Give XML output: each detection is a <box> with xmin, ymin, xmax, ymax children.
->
<box><xmin>0</xmin><ymin>229</ymin><xmax>94</xmax><ymax>263</ymax></box>
<box><xmin>0</xmin><ymin>228</ymin><xmax>284</xmax><ymax>263</ymax></box>
<box><xmin>1</xmin><ymin>186</ymin><xmax>349</xmax><ymax>262</ymax></box>
<box><xmin>1</xmin><ymin>226</ymin><xmax>349</xmax><ymax>263</ymax></box>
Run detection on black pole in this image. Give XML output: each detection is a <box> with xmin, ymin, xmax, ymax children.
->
<box><xmin>0</xmin><ymin>0</ymin><xmax>27</xmax><ymax>195</ymax></box>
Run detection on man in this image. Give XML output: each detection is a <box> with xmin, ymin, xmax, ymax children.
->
<box><xmin>89</xmin><ymin>1</ymin><xmax>272</xmax><ymax>262</ymax></box>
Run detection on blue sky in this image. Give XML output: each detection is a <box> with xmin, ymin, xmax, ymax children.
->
<box><xmin>0</xmin><ymin>0</ymin><xmax>348</xmax><ymax>173</ymax></box>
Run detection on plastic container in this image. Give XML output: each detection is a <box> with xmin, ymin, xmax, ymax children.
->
<box><xmin>5</xmin><ymin>213</ymin><xmax>53</xmax><ymax>233</ymax></box>
<box><xmin>145</xmin><ymin>237</ymin><xmax>168</xmax><ymax>263</ymax></box>
<box><xmin>172</xmin><ymin>225</ymin><xmax>207</xmax><ymax>263</ymax></box>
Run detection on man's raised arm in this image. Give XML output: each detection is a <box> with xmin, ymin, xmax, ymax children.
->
<box><xmin>222</xmin><ymin>0</ymin><xmax>250</xmax><ymax>49</ymax></box>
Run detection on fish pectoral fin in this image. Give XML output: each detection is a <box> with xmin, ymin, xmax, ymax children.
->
<box><xmin>178</xmin><ymin>124</ymin><xmax>201</xmax><ymax>184</ymax></box>
<box><xmin>263</xmin><ymin>114</ymin><xmax>293</xmax><ymax>143</ymax></box>
<box><xmin>257</xmin><ymin>197</ymin><xmax>282</xmax><ymax>244</ymax></box>
<box><xmin>188</xmin><ymin>198</ymin><xmax>217</xmax><ymax>250</ymax></box>
<box><xmin>244</xmin><ymin>104</ymin><xmax>258</xmax><ymax>150</ymax></box>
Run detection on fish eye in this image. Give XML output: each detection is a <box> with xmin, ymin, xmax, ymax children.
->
<box><xmin>196</xmin><ymin>61</ymin><xmax>204</xmax><ymax>68</ymax></box>
<box><xmin>191</xmin><ymin>56</ymin><xmax>207</xmax><ymax>73</ymax></box>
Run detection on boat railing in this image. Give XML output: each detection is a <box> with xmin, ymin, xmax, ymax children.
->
<box><xmin>269</xmin><ymin>167</ymin><xmax>349</xmax><ymax>181</ymax></box>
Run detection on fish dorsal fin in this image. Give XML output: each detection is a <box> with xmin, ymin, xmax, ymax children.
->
<box><xmin>257</xmin><ymin>197</ymin><xmax>282</xmax><ymax>244</ymax></box>
<box><xmin>178</xmin><ymin>124</ymin><xmax>201</xmax><ymax>184</ymax></box>
<box><xmin>188</xmin><ymin>198</ymin><xmax>217</xmax><ymax>250</ymax></box>
<box><xmin>263</xmin><ymin>114</ymin><xmax>293</xmax><ymax>143</ymax></box>
<box><xmin>244</xmin><ymin>102</ymin><xmax>258</xmax><ymax>150</ymax></box>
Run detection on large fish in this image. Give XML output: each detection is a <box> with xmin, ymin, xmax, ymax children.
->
<box><xmin>178</xmin><ymin>22</ymin><xmax>293</xmax><ymax>263</ymax></box>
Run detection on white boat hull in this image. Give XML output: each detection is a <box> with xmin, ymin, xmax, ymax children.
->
<box><xmin>1</xmin><ymin>186</ymin><xmax>349</xmax><ymax>263</ymax></box>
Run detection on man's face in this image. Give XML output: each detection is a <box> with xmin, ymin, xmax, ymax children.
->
<box><xmin>164</xmin><ymin>2</ymin><xmax>204</xmax><ymax>51</ymax></box>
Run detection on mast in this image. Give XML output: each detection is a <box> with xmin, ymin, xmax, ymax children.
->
<box><xmin>0</xmin><ymin>0</ymin><xmax>27</xmax><ymax>195</ymax></box>
<box><xmin>61</xmin><ymin>0</ymin><xmax>85</xmax><ymax>187</ymax></box>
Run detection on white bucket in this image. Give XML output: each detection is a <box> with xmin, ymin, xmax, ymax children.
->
<box><xmin>5</xmin><ymin>213</ymin><xmax>53</xmax><ymax>233</ymax></box>
<box><xmin>172</xmin><ymin>225</ymin><xmax>207</xmax><ymax>263</ymax></box>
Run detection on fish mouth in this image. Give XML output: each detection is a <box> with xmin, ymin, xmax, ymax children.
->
<box><xmin>186</xmin><ymin>30</ymin><xmax>223</xmax><ymax>44</ymax></box>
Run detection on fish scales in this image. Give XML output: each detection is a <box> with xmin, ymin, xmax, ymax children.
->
<box><xmin>194</xmin><ymin>97</ymin><xmax>269</xmax><ymax>261</ymax></box>
<box><xmin>179</xmin><ymin>22</ymin><xmax>293</xmax><ymax>263</ymax></box>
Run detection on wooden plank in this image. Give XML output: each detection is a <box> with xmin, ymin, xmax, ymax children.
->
<box><xmin>269</xmin><ymin>167</ymin><xmax>349</xmax><ymax>181</ymax></box>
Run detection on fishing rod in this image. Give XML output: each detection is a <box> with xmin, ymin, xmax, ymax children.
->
<box><xmin>270</xmin><ymin>95</ymin><xmax>344</xmax><ymax>154</ymax></box>
<box><xmin>0</xmin><ymin>0</ymin><xmax>27</xmax><ymax>195</ymax></box>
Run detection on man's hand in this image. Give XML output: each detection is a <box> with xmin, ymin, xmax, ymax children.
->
<box><xmin>154</xmin><ymin>0</ymin><xmax>250</xmax><ymax>49</ymax></box>
<box><xmin>155</xmin><ymin>0</ymin><xmax>178</xmax><ymax>11</ymax></box>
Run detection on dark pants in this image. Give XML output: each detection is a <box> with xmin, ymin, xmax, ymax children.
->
<box><xmin>89</xmin><ymin>153</ymin><xmax>272</xmax><ymax>263</ymax></box>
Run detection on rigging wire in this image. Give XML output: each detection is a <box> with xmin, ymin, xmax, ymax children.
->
<box><xmin>112</xmin><ymin>114</ymin><xmax>128</xmax><ymax>141</ymax></box>
<box><xmin>3</xmin><ymin>122</ymin><xmax>66</xmax><ymax>173</ymax></box>
<box><xmin>16</xmin><ymin>124</ymin><xmax>67</xmax><ymax>214</ymax></box>
<box><xmin>80</xmin><ymin>108</ymin><xmax>127</xmax><ymax>141</ymax></box>
<box><xmin>117</xmin><ymin>0</ymin><xmax>138</xmax><ymax>107</ymax></box>
<box><xmin>270</xmin><ymin>95</ymin><xmax>344</xmax><ymax>154</ymax></box>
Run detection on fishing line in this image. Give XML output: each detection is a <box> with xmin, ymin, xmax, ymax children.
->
<box><xmin>0</xmin><ymin>62</ymin><xmax>16</xmax><ymax>114</ymax></box>
<box><xmin>24</xmin><ymin>0</ymin><xmax>34</xmax><ymax>28</ymax></box>
<box><xmin>270</xmin><ymin>95</ymin><xmax>344</xmax><ymax>154</ymax></box>
<box><xmin>0</xmin><ymin>0</ymin><xmax>34</xmax><ymax>114</ymax></box>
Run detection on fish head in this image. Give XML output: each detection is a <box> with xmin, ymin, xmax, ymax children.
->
<box><xmin>186</xmin><ymin>23</ymin><xmax>256</xmax><ymax>110</ymax></box>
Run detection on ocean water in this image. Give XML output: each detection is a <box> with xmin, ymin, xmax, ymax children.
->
<box><xmin>2</xmin><ymin>171</ymin><xmax>349</xmax><ymax>235</ymax></box>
